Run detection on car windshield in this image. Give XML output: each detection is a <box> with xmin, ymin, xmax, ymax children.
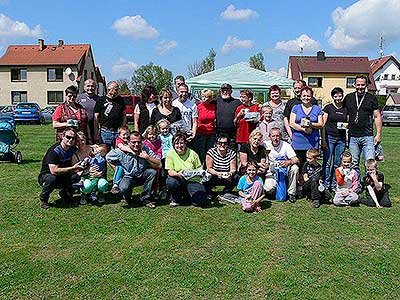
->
<box><xmin>384</xmin><ymin>106</ymin><xmax>400</xmax><ymax>112</ymax></box>
<box><xmin>17</xmin><ymin>103</ymin><xmax>38</xmax><ymax>109</ymax></box>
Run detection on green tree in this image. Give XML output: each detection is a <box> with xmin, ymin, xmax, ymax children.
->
<box><xmin>249</xmin><ymin>52</ymin><xmax>266</xmax><ymax>71</ymax></box>
<box><xmin>116</xmin><ymin>79</ymin><xmax>131</xmax><ymax>95</ymax></box>
<box><xmin>188</xmin><ymin>48</ymin><xmax>217</xmax><ymax>78</ymax></box>
<box><xmin>131</xmin><ymin>62</ymin><xmax>173</xmax><ymax>95</ymax></box>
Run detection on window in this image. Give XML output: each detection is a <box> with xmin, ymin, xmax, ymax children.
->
<box><xmin>11</xmin><ymin>91</ymin><xmax>27</xmax><ymax>104</ymax></box>
<box><xmin>47</xmin><ymin>91</ymin><xmax>64</xmax><ymax>104</ymax></box>
<box><xmin>308</xmin><ymin>77</ymin><xmax>323</xmax><ymax>87</ymax></box>
<box><xmin>346</xmin><ymin>77</ymin><xmax>356</xmax><ymax>88</ymax></box>
<box><xmin>383</xmin><ymin>74</ymin><xmax>389</xmax><ymax>80</ymax></box>
<box><xmin>11</xmin><ymin>68</ymin><xmax>27</xmax><ymax>82</ymax></box>
<box><xmin>392</xmin><ymin>74</ymin><xmax>396</xmax><ymax>80</ymax></box>
<box><xmin>47</xmin><ymin>68</ymin><xmax>63</xmax><ymax>82</ymax></box>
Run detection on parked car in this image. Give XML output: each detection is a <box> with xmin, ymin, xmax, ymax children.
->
<box><xmin>40</xmin><ymin>106</ymin><xmax>56</xmax><ymax>124</ymax></box>
<box><xmin>0</xmin><ymin>105</ymin><xmax>15</xmax><ymax>117</ymax></box>
<box><xmin>121</xmin><ymin>95</ymin><xmax>140</xmax><ymax>123</ymax></box>
<box><xmin>382</xmin><ymin>105</ymin><xmax>400</xmax><ymax>126</ymax></box>
<box><xmin>13</xmin><ymin>102</ymin><xmax>42</xmax><ymax>124</ymax></box>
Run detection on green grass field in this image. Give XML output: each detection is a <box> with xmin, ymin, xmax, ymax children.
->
<box><xmin>0</xmin><ymin>125</ymin><xmax>399</xmax><ymax>300</ymax></box>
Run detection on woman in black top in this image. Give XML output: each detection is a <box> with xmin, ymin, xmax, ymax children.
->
<box><xmin>321</xmin><ymin>87</ymin><xmax>348</xmax><ymax>190</ymax></box>
<box><xmin>238</xmin><ymin>128</ymin><xmax>268</xmax><ymax>176</ymax></box>
<box><xmin>134</xmin><ymin>85</ymin><xmax>158</xmax><ymax>134</ymax></box>
<box><xmin>150</xmin><ymin>88</ymin><xmax>182</xmax><ymax>126</ymax></box>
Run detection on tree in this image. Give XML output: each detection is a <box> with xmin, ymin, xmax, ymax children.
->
<box><xmin>249</xmin><ymin>52</ymin><xmax>266</xmax><ymax>71</ymax></box>
<box><xmin>116</xmin><ymin>79</ymin><xmax>131</xmax><ymax>95</ymax></box>
<box><xmin>188</xmin><ymin>48</ymin><xmax>217</xmax><ymax>78</ymax></box>
<box><xmin>131</xmin><ymin>62</ymin><xmax>173</xmax><ymax>95</ymax></box>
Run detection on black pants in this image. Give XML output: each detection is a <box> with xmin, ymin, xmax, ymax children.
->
<box><xmin>204</xmin><ymin>174</ymin><xmax>238</xmax><ymax>194</ymax></box>
<box><xmin>303</xmin><ymin>178</ymin><xmax>322</xmax><ymax>201</ymax></box>
<box><xmin>360</xmin><ymin>190</ymin><xmax>391</xmax><ymax>207</ymax></box>
<box><xmin>38</xmin><ymin>173</ymin><xmax>80</xmax><ymax>202</ymax></box>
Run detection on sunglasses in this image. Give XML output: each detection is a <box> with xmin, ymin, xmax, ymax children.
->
<box><xmin>65</xmin><ymin>135</ymin><xmax>76</xmax><ymax>140</ymax></box>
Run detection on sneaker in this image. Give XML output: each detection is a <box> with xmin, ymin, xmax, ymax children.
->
<box><xmin>110</xmin><ymin>185</ymin><xmax>120</xmax><ymax>194</ymax></box>
<box><xmin>159</xmin><ymin>191</ymin><xmax>168</xmax><ymax>201</ymax></box>
<box><xmin>312</xmin><ymin>199</ymin><xmax>320</xmax><ymax>208</ymax></box>
<box><xmin>288</xmin><ymin>194</ymin><xmax>297</xmax><ymax>203</ymax></box>
<box><xmin>349</xmin><ymin>197</ymin><xmax>359</xmax><ymax>206</ymax></box>
<box><xmin>80</xmin><ymin>194</ymin><xmax>89</xmax><ymax>205</ymax></box>
<box><xmin>40</xmin><ymin>200</ymin><xmax>50</xmax><ymax>209</ymax></box>
<box><xmin>144</xmin><ymin>201</ymin><xmax>156</xmax><ymax>209</ymax></box>
<box><xmin>121</xmin><ymin>195</ymin><xmax>131</xmax><ymax>206</ymax></box>
<box><xmin>169</xmin><ymin>200</ymin><xmax>179</xmax><ymax>207</ymax></box>
<box><xmin>97</xmin><ymin>194</ymin><xmax>105</xmax><ymax>205</ymax></box>
<box><xmin>90</xmin><ymin>193</ymin><xmax>97</xmax><ymax>202</ymax></box>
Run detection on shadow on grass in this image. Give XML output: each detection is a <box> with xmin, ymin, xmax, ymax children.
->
<box><xmin>20</xmin><ymin>159</ymin><xmax>41</xmax><ymax>165</ymax></box>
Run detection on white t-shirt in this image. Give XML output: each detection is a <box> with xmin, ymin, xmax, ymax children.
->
<box><xmin>265</xmin><ymin>140</ymin><xmax>296</xmax><ymax>162</ymax></box>
<box><xmin>172</xmin><ymin>98</ymin><xmax>198</xmax><ymax>129</ymax></box>
<box><xmin>134</xmin><ymin>102</ymin><xmax>157</xmax><ymax>118</ymax></box>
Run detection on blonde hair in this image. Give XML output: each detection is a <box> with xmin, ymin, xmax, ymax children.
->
<box><xmin>118</xmin><ymin>125</ymin><xmax>130</xmax><ymax>135</ymax></box>
<box><xmin>201</xmin><ymin>89</ymin><xmax>213</xmax><ymax>98</ymax></box>
<box><xmin>306</xmin><ymin>148</ymin><xmax>319</xmax><ymax>158</ymax></box>
<box><xmin>249</xmin><ymin>128</ymin><xmax>263</xmax><ymax>140</ymax></box>
<box><xmin>142</xmin><ymin>125</ymin><xmax>157</xmax><ymax>139</ymax></box>
<box><xmin>261</xmin><ymin>105</ymin><xmax>273</xmax><ymax>113</ymax></box>
<box><xmin>366</xmin><ymin>158</ymin><xmax>377</xmax><ymax>169</ymax></box>
<box><xmin>156</xmin><ymin>118</ymin><xmax>170</xmax><ymax>132</ymax></box>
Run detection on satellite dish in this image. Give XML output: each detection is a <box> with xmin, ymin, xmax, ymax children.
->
<box><xmin>65</xmin><ymin>67</ymin><xmax>72</xmax><ymax>75</ymax></box>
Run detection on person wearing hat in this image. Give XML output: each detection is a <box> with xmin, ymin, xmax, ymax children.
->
<box><xmin>215</xmin><ymin>83</ymin><xmax>241</xmax><ymax>147</ymax></box>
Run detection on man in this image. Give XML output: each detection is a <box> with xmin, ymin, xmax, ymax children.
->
<box><xmin>172</xmin><ymin>83</ymin><xmax>198</xmax><ymax>141</ymax></box>
<box><xmin>344</xmin><ymin>75</ymin><xmax>382</xmax><ymax>188</ymax></box>
<box><xmin>38</xmin><ymin>127</ymin><xmax>82</xmax><ymax>209</ymax></box>
<box><xmin>106</xmin><ymin>131</ymin><xmax>161</xmax><ymax>208</ymax></box>
<box><xmin>215</xmin><ymin>83</ymin><xmax>241</xmax><ymax>145</ymax></box>
<box><xmin>264</xmin><ymin>127</ymin><xmax>300</xmax><ymax>202</ymax></box>
<box><xmin>283</xmin><ymin>80</ymin><xmax>317</xmax><ymax>140</ymax></box>
<box><xmin>76</xmin><ymin>79</ymin><xmax>99</xmax><ymax>143</ymax></box>
<box><xmin>94</xmin><ymin>81</ymin><xmax>127</xmax><ymax>149</ymax></box>
<box><xmin>172</xmin><ymin>75</ymin><xmax>185</xmax><ymax>100</ymax></box>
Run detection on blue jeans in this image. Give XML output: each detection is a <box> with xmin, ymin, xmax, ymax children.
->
<box><xmin>323</xmin><ymin>135</ymin><xmax>346</xmax><ymax>189</ymax></box>
<box><xmin>119</xmin><ymin>168</ymin><xmax>157</xmax><ymax>203</ymax></box>
<box><xmin>100</xmin><ymin>128</ymin><xmax>118</xmax><ymax>150</ymax></box>
<box><xmin>349</xmin><ymin>136</ymin><xmax>375</xmax><ymax>188</ymax></box>
<box><xmin>166</xmin><ymin>176</ymin><xmax>206</xmax><ymax>206</ymax></box>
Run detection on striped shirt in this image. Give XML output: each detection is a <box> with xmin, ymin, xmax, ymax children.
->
<box><xmin>206</xmin><ymin>147</ymin><xmax>236</xmax><ymax>172</ymax></box>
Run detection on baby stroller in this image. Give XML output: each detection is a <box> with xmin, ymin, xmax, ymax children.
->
<box><xmin>0</xmin><ymin>116</ymin><xmax>22</xmax><ymax>163</ymax></box>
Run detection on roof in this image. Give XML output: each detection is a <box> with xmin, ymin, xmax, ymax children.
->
<box><xmin>186</xmin><ymin>62</ymin><xmax>294</xmax><ymax>91</ymax></box>
<box><xmin>0</xmin><ymin>44</ymin><xmax>90</xmax><ymax>66</ymax></box>
<box><xmin>289</xmin><ymin>55</ymin><xmax>376</xmax><ymax>91</ymax></box>
<box><xmin>387</xmin><ymin>93</ymin><xmax>400</xmax><ymax>104</ymax></box>
<box><xmin>370</xmin><ymin>55</ymin><xmax>400</xmax><ymax>74</ymax></box>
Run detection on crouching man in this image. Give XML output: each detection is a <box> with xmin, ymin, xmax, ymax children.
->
<box><xmin>38</xmin><ymin>127</ymin><xmax>82</xmax><ymax>209</ymax></box>
<box><xmin>264</xmin><ymin>127</ymin><xmax>300</xmax><ymax>202</ymax></box>
<box><xmin>106</xmin><ymin>131</ymin><xmax>161</xmax><ymax>208</ymax></box>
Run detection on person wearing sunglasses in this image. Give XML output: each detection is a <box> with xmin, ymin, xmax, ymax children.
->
<box><xmin>38</xmin><ymin>127</ymin><xmax>83</xmax><ymax>209</ymax></box>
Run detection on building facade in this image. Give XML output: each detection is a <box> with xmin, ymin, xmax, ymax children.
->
<box><xmin>370</xmin><ymin>55</ymin><xmax>400</xmax><ymax>95</ymax></box>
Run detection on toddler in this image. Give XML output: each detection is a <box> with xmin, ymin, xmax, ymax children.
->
<box><xmin>333</xmin><ymin>151</ymin><xmax>359</xmax><ymax>206</ymax></box>
<box><xmin>157</xmin><ymin>119</ymin><xmax>173</xmax><ymax>200</ymax></box>
<box><xmin>237</xmin><ymin>161</ymin><xmax>265</xmax><ymax>213</ymax></box>
<box><xmin>258</xmin><ymin>105</ymin><xmax>278</xmax><ymax>142</ymax></box>
<box><xmin>302</xmin><ymin>148</ymin><xmax>325</xmax><ymax>208</ymax></box>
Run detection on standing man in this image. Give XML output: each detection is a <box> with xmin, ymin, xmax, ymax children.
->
<box><xmin>94</xmin><ymin>81</ymin><xmax>127</xmax><ymax>149</ymax></box>
<box><xmin>172</xmin><ymin>75</ymin><xmax>185</xmax><ymax>100</ymax></box>
<box><xmin>38</xmin><ymin>127</ymin><xmax>82</xmax><ymax>209</ymax></box>
<box><xmin>215</xmin><ymin>83</ymin><xmax>241</xmax><ymax>146</ymax></box>
<box><xmin>344</xmin><ymin>75</ymin><xmax>382</xmax><ymax>188</ymax></box>
<box><xmin>76</xmin><ymin>79</ymin><xmax>99</xmax><ymax>143</ymax></box>
<box><xmin>106</xmin><ymin>131</ymin><xmax>161</xmax><ymax>208</ymax></box>
<box><xmin>172</xmin><ymin>83</ymin><xmax>198</xmax><ymax>141</ymax></box>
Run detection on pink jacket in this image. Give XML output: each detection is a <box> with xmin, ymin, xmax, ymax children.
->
<box><xmin>143</xmin><ymin>139</ymin><xmax>162</xmax><ymax>159</ymax></box>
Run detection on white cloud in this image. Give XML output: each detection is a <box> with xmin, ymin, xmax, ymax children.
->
<box><xmin>271</xmin><ymin>67</ymin><xmax>287</xmax><ymax>77</ymax></box>
<box><xmin>221</xmin><ymin>36</ymin><xmax>253</xmax><ymax>55</ymax></box>
<box><xmin>0</xmin><ymin>13</ymin><xmax>42</xmax><ymax>40</ymax></box>
<box><xmin>275</xmin><ymin>34</ymin><xmax>321</xmax><ymax>53</ymax></box>
<box><xmin>112</xmin><ymin>15</ymin><xmax>159</xmax><ymax>39</ymax></box>
<box><xmin>155</xmin><ymin>40</ymin><xmax>177</xmax><ymax>55</ymax></box>
<box><xmin>112</xmin><ymin>58</ymin><xmax>138</xmax><ymax>75</ymax></box>
<box><xmin>220</xmin><ymin>4</ymin><xmax>259</xmax><ymax>21</ymax></box>
<box><xmin>327</xmin><ymin>0</ymin><xmax>400</xmax><ymax>51</ymax></box>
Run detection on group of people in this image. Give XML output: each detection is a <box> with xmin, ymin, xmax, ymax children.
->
<box><xmin>38</xmin><ymin>75</ymin><xmax>391</xmax><ymax>212</ymax></box>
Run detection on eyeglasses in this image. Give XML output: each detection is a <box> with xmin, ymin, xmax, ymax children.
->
<box><xmin>65</xmin><ymin>135</ymin><xmax>76</xmax><ymax>140</ymax></box>
<box><xmin>217</xmin><ymin>141</ymin><xmax>228</xmax><ymax>146</ymax></box>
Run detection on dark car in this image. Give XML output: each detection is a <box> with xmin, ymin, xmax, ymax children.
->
<box><xmin>121</xmin><ymin>95</ymin><xmax>140</xmax><ymax>123</ymax></box>
<box><xmin>13</xmin><ymin>102</ymin><xmax>42</xmax><ymax>124</ymax></box>
<box><xmin>40</xmin><ymin>106</ymin><xmax>56</xmax><ymax>124</ymax></box>
<box><xmin>0</xmin><ymin>105</ymin><xmax>15</xmax><ymax>117</ymax></box>
<box><xmin>382</xmin><ymin>105</ymin><xmax>400</xmax><ymax>126</ymax></box>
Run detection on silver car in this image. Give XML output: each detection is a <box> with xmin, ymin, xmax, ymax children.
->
<box><xmin>382</xmin><ymin>105</ymin><xmax>400</xmax><ymax>126</ymax></box>
<box><xmin>40</xmin><ymin>106</ymin><xmax>56</xmax><ymax>124</ymax></box>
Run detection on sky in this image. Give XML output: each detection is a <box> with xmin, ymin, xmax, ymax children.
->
<box><xmin>0</xmin><ymin>0</ymin><xmax>399</xmax><ymax>82</ymax></box>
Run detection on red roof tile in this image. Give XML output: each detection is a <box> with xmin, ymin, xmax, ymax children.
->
<box><xmin>370</xmin><ymin>55</ymin><xmax>400</xmax><ymax>74</ymax></box>
<box><xmin>289</xmin><ymin>55</ymin><xmax>376</xmax><ymax>91</ymax></box>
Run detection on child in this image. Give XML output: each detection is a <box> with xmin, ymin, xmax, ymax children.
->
<box><xmin>302</xmin><ymin>148</ymin><xmax>324</xmax><ymax>208</ymax></box>
<box><xmin>110</xmin><ymin>126</ymin><xmax>133</xmax><ymax>194</ymax></box>
<box><xmin>142</xmin><ymin>125</ymin><xmax>162</xmax><ymax>159</ymax></box>
<box><xmin>157</xmin><ymin>119</ymin><xmax>173</xmax><ymax>200</ymax></box>
<box><xmin>333</xmin><ymin>151</ymin><xmax>359</xmax><ymax>206</ymax></box>
<box><xmin>237</xmin><ymin>161</ymin><xmax>265</xmax><ymax>212</ymax></box>
<box><xmin>258</xmin><ymin>105</ymin><xmax>278</xmax><ymax>142</ymax></box>
<box><xmin>359</xmin><ymin>159</ymin><xmax>391</xmax><ymax>208</ymax></box>
<box><xmin>80</xmin><ymin>144</ymin><xmax>109</xmax><ymax>205</ymax></box>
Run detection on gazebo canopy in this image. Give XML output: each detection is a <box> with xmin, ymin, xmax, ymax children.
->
<box><xmin>186</xmin><ymin>62</ymin><xmax>294</xmax><ymax>93</ymax></box>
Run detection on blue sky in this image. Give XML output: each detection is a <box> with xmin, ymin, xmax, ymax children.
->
<box><xmin>1</xmin><ymin>0</ymin><xmax>399</xmax><ymax>81</ymax></box>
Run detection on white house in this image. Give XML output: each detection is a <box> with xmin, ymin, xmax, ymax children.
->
<box><xmin>370</xmin><ymin>55</ymin><xmax>400</xmax><ymax>95</ymax></box>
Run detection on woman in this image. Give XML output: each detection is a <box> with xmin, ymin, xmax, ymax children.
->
<box><xmin>193</xmin><ymin>89</ymin><xmax>217</xmax><ymax>164</ymax></box>
<box><xmin>233</xmin><ymin>89</ymin><xmax>260</xmax><ymax>146</ymax></box>
<box><xmin>52</xmin><ymin>85</ymin><xmax>88</xmax><ymax>142</ymax></box>
<box><xmin>289</xmin><ymin>86</ymin><xmax>324</xmax><ymax>165</ymax></box>
<box><xmin>150</xmin><ymin>88</ymin><xmax>182</xmax><ymax>126</ymax></box>
<box><xmin>205</xmin><ymin>133</ymin><xmax>237</xmax><ymax>194</ymax></box>
<box><xmin>238</xmin><ymin>128</ymin><xmax>268</xmax><ymax>176</ymax></box>
<box><xmin>134</xmin><ymin>85</ymin><xmax>158</xmax><ymax>134</ymax></box>
<box><xmin>165</xmin><ymin>132</ymin><xmax>207</xmax><ymax>207</ymax></box>
<box><xmin>321</xmin><ymin>87</ymin><xmax>348</xmax><ymax>190</ymax></box>
<box><xmin>266</xmin><ymin>85</ymin><xmax>288</xmax><ymax>141</ymax></box>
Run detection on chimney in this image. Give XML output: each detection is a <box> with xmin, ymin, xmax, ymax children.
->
<box><xmin>58</xmin><ymin>39</ymin><xmax>64</xmax><ymax>47</ymax></box>
<box><xmin>38</xmin><ymin>38</ymin><xmax>45</xmax><ymax>51</ymax></box>
<box><xmin>317</xmin><ymin>51</ymin><xmax>326</xmax><ymax>61</ymax></box>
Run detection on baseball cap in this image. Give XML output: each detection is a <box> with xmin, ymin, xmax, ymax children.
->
<box><xmin>220</xmin><ymin>83</ymin><xmax>232</xmax><ymax>90</ymax></box>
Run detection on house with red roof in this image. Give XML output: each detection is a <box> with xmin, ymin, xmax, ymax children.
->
<box><xmin>370</xmin><ymin>55</ymin><xmax>400</xmax><ymax>95</ymax></box>
<box><xmin>0</xmin><ymin>39</ymin><xmax>105</xmax><ymax>107</ymax></box>
<box><xmin>288</xmin><ymin>51</ymin><xmax>376</xmax><ymax>105</ymax></box>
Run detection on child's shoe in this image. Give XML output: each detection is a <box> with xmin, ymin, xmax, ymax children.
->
<box><xmin>110</xmin><ymin>184</ymin><xmax>120</xmax><ymax>194</ymax></box>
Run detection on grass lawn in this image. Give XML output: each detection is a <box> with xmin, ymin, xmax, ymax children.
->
<box><xmin>0</xmin><ymin>124</ymin><xmax>399</xmax><ymax>300</ymax></box>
